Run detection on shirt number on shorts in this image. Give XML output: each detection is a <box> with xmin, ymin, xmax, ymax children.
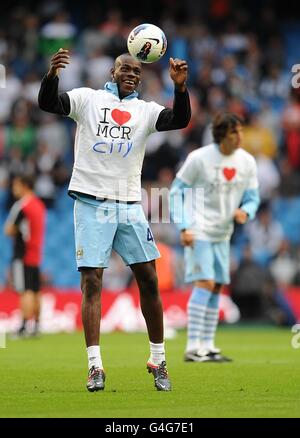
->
<box><xmin>147</xmin><ymin>228</ymin><xmax>154</xmax><ymax>242</ymax></box>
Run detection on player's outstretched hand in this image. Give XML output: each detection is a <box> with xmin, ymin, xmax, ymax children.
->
<box><xmin>169</xmin><ymin>58</ymin><xmax>188</xmax><ymax>92</ymax></box>
<box><xmin>180</xmin><ymin>229</ymin><xmax>194</xmax><ymax>247</ymax></box>
<box><xmin>234</xmin><ymin>209</ymin><xmax>248</xmax><ymax>225</ymax></box>
<box><xmin>47</xmin><ymin>48</ymin><xmax>70</xmax><ymax>79</ymax></box>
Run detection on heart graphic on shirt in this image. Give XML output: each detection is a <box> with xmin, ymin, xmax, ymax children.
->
<box><xmin>111</xmin><ymin>109</ymin><xmax>132</xmax><ymax>126</ymax></box>
<box><xmin>223</xmin><ymin>167</ymin><xmax>236</xmax><ymax>181</ymax></box>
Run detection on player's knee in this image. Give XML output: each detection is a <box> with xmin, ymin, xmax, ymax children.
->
<box><xmin>139</xmin><ymin>271</ymin><xmax>159</xmax><ymax>297</ymax></box>
<box><xmin>195</xmin><ymin>279</ymin><xmax>215</xmax><ymax>291</ymax></box>
<box><xmin>214</xmin><ymin>283</ymin><xmax>222</xmax><ymax>293</ymax></box>
<box><xmin>81</xmin><ymin>269</ymin><xmax>102</xmax><ymax>298</ymax></box>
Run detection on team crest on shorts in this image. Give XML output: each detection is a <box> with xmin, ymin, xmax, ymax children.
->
<box><xmin>194</xmin><ymin>264</ymin><xmax>201</xmax><ymax>273</ymax></box>
<box><xmin>76</xmin><ymin>248</ymin><xmax>84</xmax><ymax>259</ymax></box>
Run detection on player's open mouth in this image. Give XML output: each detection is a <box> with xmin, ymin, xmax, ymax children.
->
<box><xmin>124</xmin><ymin>80</ymin><xmax>135</xmax><ymax>86</ymax></box>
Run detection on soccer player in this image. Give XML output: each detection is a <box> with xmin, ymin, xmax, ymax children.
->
<box><xmin>38</xmin><ymin>49</ymin><xmax>190</xmax><ymax>391</ymax></box>
<box><xmin>170</xmin><ymin>113</ymin><xmax>260</xmax><ymax>362</ymax></box>
<box><xmin>4</xmin><ymin>175</ymin><xmax>46</xmax><ymax>337</ymax></box>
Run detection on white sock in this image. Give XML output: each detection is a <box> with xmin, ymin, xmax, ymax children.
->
<box><xmin>87</xmin><ymin>345</ymin><xmax>103</xmax><ymax>370</ymax></box>
<box><xmin>149</xmin><ymin>342</ymin><xmax>165</xmax><ymax>365</ymax></box>
<box><xmin>186</xmin><ymin>339</ymin><xmax>202</xmax><ymax>352</ymax></box>
<box><xmin>202</xmin><ymin>339</ymin><xmax>215</xmax><ymax>351</ymax></box>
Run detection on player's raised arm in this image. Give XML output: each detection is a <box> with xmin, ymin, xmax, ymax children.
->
<box><xmin>155</xmin><ymin>58</ymin><xmax>191</xmax><ymax>131</ymax></box>
<box><xmin>169</xmin><ymin>57</ymin><xmax>188</xmax><ymax>92</ymax></box>
<box><xmin>47</xmin><ymin>48</ymin><xmax>70</xmax><ymax>78</ymax></box>
<box><xmin>38</xmin><ymin>48</ymin><xmax>71</xmax><ymax>115</ymax></box>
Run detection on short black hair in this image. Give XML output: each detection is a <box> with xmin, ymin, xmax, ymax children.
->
<box><xmin>114</xmin><ymin>53</ymin><xmax>141</xmax><ymax>67</ymax></box>
<box><xmin>13</xmin><ymin>174</ymin><xmax>35</xmax><ymax>190</ymax></box>
<box><xmin>212</xmin><ymin>112</ymin><xmax>243</xmax><ymax>143</ymax></box>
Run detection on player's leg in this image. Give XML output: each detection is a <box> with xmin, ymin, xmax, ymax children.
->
<box><xmin>11</xmin><ymin>259</ymin><xmax>29</xmax><ymax>335</ymax></box>
<box><xmin>114</xmin><ymin>204</ymin><xmax>164</xmax><ymax>344</ymax></box>
<box><xmin>74</xmin><ymin>198</ymin><xmax>117</xmax><ymax>391</ymax></box>
<box><xmin>184</xmin><ymin>240</ymin><xmax>216</xmax><ymax>361</ymax></box>
<box><xmin>33</xmin><ymin>292</ymin><xmax>41</xmax><ymax>335</ymax></box>
<box><xmin>130</xmin><ymin>260</ymin><xmax>171</xmax><ymax>391</ymax></box>
<box><xmin>130</xmin><ymin>260</ymin><xmax>163</xmax><ymax>344</ymax></box>
<box><xmin>200</xmin><ymin>241</ymin><xmax>232</xmax><ymax>362</ymax></box>
<box><xmin>19</xmin><ymin>290</ymin><xmax>35</xmax><ymax>334</ymax></box>
<box><xmin>114</xmin><ymin>203</ymin><xmax>171</xmax><ymax>390</ymax></box>
<box><xmin>186</xmin><ymin>279</ymin><xmax>215</xmax><ymax>355</ymax></box>
<box><xmin>201</xmin><ymin>282</ymin><xmax>222</xmax><ymax>353</ymax></box>
<box><xmin>80</xmin><ymin>268</ymin><xmax>106</xmax><ymax>391</ymax></box>
<box><xmin>81</xmin><ymin>267</ymin><xmax>103</xmax><ymax>347</ymax></box>
<box><xmin>27</xmin><ymin>266</ymin><xmax>42</xmax><ymax>336</ymax></box>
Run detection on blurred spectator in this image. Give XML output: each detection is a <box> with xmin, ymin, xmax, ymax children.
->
<box><xmin>80</xmin><ymin>24</ymin><xmax>110</xmax><ymax>57</ymax></box>
<box><xmin>245</xmin><ymin>202</ymin><xmax>284</xmax><ymax>267</ymax></box>
<box><xmin>22</xmin><ymin>72</ymin><xmax>41</xmax><ymax>104</ymax></box>
<box><xmin>0</xmin><ymin>68</ymin><xmax>22</xmax><ymax>123</ymax></box>
<box><xmin>22</xmin><ymin>14</ymin><xmax>40</xmax><ymax>65</ymax></box>
<box><xmin>282</xmin><ymin>89</ymin><xmax>300</xmax><ymax>170</ymax></box>
<box><xmin>5</xmin><ymin>106</ymin><xmax>37</xmax><ymax>158</ymax></box>
<box><xmin>257</xmin><ymin>103</ymin><xmax>281</xmax><ymax>144</ymax></box>
<box><xmin>36</xmin><ymin>113</ymin><xmax>69</xmax><ymax>157</ymax></box>
<box><xmin>34</xmin><ymin>142</ymin><xmax>61</xmax><ymax>208</ymax></box>
<box><xmin>269</xmin><ymin>240</ymin><xmax>299</xmax><ymax>286</ymax></box>
<box><xmin>277</xmin><ymin>157</ymin><xmax>300</xmax><ymax>197</ymax></box>
<box><xmin>100</xmin><ymin>9</ymin><xmax>123</xmax><ymax>37</ymax></box>
<box><xmin>58</xmin><ymin>49</ymin><xmax>84</xmax><ymax>90</ymax></box>
<box><xmin>256</xmin><ymin>153</ymin><xmax>280</xmax><ymax>201</ymax></box>
<box><xmin>84</xmin><ymin>48</ymin><xmax>114</xmax><ymax>89</ymax></box>
<box><xmin>231</xmin><ymin>245</ymin><xmax>297</xmax><ymax>326</ymax></box>
<box><xmin>242</xmin><ymin>114</ymin><xmax>277</xmax><ymax>158</ymax></box>
<box><xmin>0</xmin><ymin>122</ymin><xmax>5</xmax><ymax>158</ymax></box>
<box><xmin>231</xmin><ymin>245</ymin><xmax>266</xmax><ymax>320</ymax></box>
<box><xmin>221</xmin><ymin>22</ymin><xmax>249</xmax><ymax>54</ymax></box>
<box><xmin>39</xmin><ymin>10</ymin><xmax>77</xmax><ymax>56</ymax></box>
<box><xmin>259</xmin><ymin>64</ymin><xmax>289</xmax><ymax>110</ymax></box>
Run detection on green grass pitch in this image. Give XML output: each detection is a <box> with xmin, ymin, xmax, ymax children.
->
<box><xmin>0</xmin><ymin>326</ymin><xmax>299</xmax><ymax>418</ymax></box>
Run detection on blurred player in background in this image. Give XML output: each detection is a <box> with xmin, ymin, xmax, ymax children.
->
<box><xmin>4</xmin><ymin>175</ymin><xmax>46</xmax><ymax>337</ymax></box>
<box><xmin>38</xmin><ymin>48</ymin><xmax>191</xmax><ymax>392</ymax></box>
<box><xmin>170</xmin><ymin>113</ymin><xmax>260</xmax><ymax>362</ymax></box>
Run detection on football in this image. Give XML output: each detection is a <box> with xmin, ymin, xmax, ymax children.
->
<box><xmin>127</xmin><ymin>23</ymin><xmax>167</xmax><ymax>63</ymax></box>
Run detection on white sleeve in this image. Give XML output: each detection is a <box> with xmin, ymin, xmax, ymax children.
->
<box><xmin>176</xmin><ymin>151</ymin><xmax>201</xmax><ymax>186</ymax></box>
<box><xmin>66</xmin><ymin>87</ymin><xmax>91</xmax><ymax>121</ymax></box>
<box><xmin>146</xmin><ymin>101</ymin><xmax>165</xmax><ymax>134</ymax></box>
<box><xmin>248</xmin><ymin>156</ymin><xmax>259</xmax><ymax>190</ymax></box>
<box><xmin>5</xmin><ymin>201</ymin><xmax>21</xmax><ymax>226</ymax></box>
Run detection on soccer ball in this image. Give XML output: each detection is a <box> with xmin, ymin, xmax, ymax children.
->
<box><xmin>127</xmin><ymin>23</ymin><xmax>167</xmax><ymax>64</ymax></box>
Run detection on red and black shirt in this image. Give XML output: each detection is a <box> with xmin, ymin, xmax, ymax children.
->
<box><xmin>6</xmin><ymin>195</ymin><xmax>46</xmax><ymax>266</ymax></box>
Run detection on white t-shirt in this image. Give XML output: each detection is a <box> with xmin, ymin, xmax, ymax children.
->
<box><xmin>67</xmin><ymin>88</ymin><xmax>164</xmax><ymax>201</ymax></box>
<box><xmin>176</xmin><ymin>143</ymin><xmax>259</xmax><ymax>241</ymax></box>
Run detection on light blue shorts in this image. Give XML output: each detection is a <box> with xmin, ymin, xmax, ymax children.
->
<box><xmin>184</xmin><ymin>240</ymin><xmax>230</xmax><ymax>285</ymax></box>
<box><xmin>73</xmin><ymin>198</ymin><xmax>160</xmax><ymax>269</ymax></box>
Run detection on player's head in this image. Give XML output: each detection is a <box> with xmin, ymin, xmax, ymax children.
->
<box><xmin>12</xmin><ymin>174</ymin><xmax>34</xmax><ymax>199</ymax></box>
<box><xmin>111</xmin><ymin>53</ymin><xmax>142</xmax><ymax>97</ymax></box>
<box><xmin>212</xmin><ymin>112</ymin><xmax>243</xmax><ymax>152</ymax></box>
